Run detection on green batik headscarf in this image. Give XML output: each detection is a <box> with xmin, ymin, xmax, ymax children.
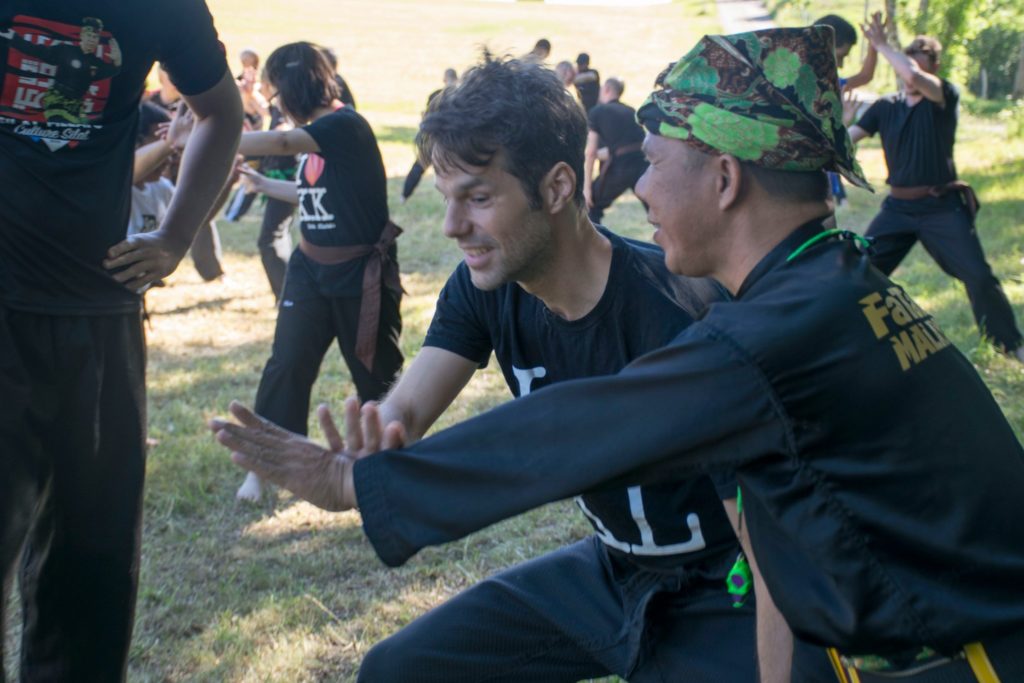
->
<box><xmin>637</xmin><ymin>26</ymin><xmax>871</xmax><ymax>190</ymax></box>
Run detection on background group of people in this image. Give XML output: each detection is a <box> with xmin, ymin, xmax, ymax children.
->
<box><xmin>3</xmin><ymin>2</ymin><xmax>1024</xmax><ymax>682</ymax></box>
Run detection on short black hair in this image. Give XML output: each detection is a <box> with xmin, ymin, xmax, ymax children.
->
<box><xmin>416</xmin><ymin>54</ymin><xmax>588</xmax><ymax>209</ymax></box>
<box><xmin>743</xmin><ymin>162</ymin><xmax>830</xmax><ymax>203</ymax></box>
<box><xmin>265</xmin><ymin>42</ymin><xmax>340</xmax><ymax>123</ymax></box>
<box><xmin>82</xmin><ymin>17</ymin><xmax>103</xmax><ymax>32</ymax></box>
<box><xmin>576</xmin><ymin>52</ymin><xmax>590</xmax><ymax>67</ymax></box>
<box><xmin>814</xmin><ymin>15</ymin><xmax>857</xmax><ymax>49</ymax></box>
<box><xmin>534</xmin><ymin>39</ymin><xmax>551</xmax><ymax>53</ymax></box>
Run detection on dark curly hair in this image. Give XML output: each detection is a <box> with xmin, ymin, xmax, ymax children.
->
<box><xmin>416</xmin><ymin>53</ymin><xmax>588</xmax><ymax>209</ymax></box>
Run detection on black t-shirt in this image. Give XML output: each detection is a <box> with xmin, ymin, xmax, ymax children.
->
<box><xmin>0</xmin><ymin>1</ymin><xmax>227</xmax><ymax>314</ymax></box>
<box><xmin>855</xmin><ymin>80</ymin><xmax>959</xmax><ymax>187</ymax></box>
<box><xmin>424</xmin><ymin>228</ymin><xmax>738</xmax><ymax>566</ymax></box>
<box><xmin>575</xmin><ymin>67</ymin><xmax>600</xmax><ymax>112</ymax></box>
<box><xmin>298</xmin><ymin>106</ymin><xmax>391</xmax><ymax>296</ymax></box>
<box><xmin>587</xmin><ymin>100</ymin><xmax>644</xmax><ymax>155</ymax></box>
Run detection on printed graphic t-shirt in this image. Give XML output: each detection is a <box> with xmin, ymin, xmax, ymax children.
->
<box><xmin>296</xmin><ymin>107</ymin><xmax>391</xmax><ymax>296</ymax></box>
<box><xmin>0</xmin><ymin>1</ymin><xmax>228</xmax><ymax>314</ymax></box>
<box><xmin>424</xmin><ymin>228</ymin><xmax>740</xmax><ymax>567</ymax></box>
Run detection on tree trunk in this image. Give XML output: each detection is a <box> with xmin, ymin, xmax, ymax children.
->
<box><xmin>885</xmin><ymin>0</ymin><xmax>901</xmax><ymax>47</ymax></box>
<box><xmin>1014</xmin><ymin>33</ymin><xmax>1024</xmax><ymax>99</ymax></box>
<box><xmin>916</xmin><ymin>0</ymin><xmax>929</xmax><ymax>35</ymax></box>
<box><xmin>980</xmin><ymin>67</ymin><xmax>988</xmax><ymax>100</ymax></box>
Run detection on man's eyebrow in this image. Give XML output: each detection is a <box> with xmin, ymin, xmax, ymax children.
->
<box><xmin>453</xmin><ymin>177</ymin><xmax>487</xmax><ymax>193</ymax></box>
<box><xmin>434</xmin><ymin>176</ymin><xmax>487</xmax><ymax>195</ymax></box>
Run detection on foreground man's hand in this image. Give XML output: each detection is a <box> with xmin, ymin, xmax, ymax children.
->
<box><xmin>210</xmin><ymin>399</ymin><xmax>406</xmax><ymax>511</ymax></box>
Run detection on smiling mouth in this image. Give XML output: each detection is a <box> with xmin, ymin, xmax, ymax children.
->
<box><xmin>461</xmin><ymin>246</ymin><xmax>493</xmax><ymax>257</ymax></box>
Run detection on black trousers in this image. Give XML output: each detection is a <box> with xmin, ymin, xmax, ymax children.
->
<box><xmin>257</xmin><ymin>197</ymin><xmax>294</xmax><ymax>301</ymax></box>
<box><xmin>358</xmin><ymin>536</ymin><xmax>760</xmax><ymax>683</ymax></box>
<box><xmin>1</xmin><ymin>308</ymin><xmax>146</xmax><ymax>682</ymax></box>
<box><xmin>866</xmin><ymin>194</ymin><xmax>1022</xmax><ymax>352</ymax></box>
<box><xmin>589</xmin><ymin>154</ymin><xmax>649</xmax><ymax>224</ymax></box>
<box><xmin>254</xmin><ymin>255</ymin><xmax>404</xmax><ymax>434</ymax></box>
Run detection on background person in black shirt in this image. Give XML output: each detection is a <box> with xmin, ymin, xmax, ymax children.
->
<box><xmin>0</xmin><ymin>2</ymin><xmax>241</xmax><ymax>679</ymax></box>
<box><xmin>574</xmin><ymin>51</ymin><xmax>600</xmax><ymax>112</ymax></box>
<box><xmin>849</xmin><ymin>18</ymin><xmax>1024</xmax><ymax>360</ymax></box>
<box><xmin>232</xmin><ymin>42</ymin><xmax>402</xmax><ymax>502</ymax></box>
<box><xmin>401</xmin><ymin>67</ymin><xmax>458</xmax><ymax>202</ymax></box>
<box><xmin>584</xmin><ymin>77</ymin><xmax>648</xmax><ymax>224</ymax></box>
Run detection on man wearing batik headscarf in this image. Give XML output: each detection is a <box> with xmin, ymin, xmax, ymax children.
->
<box><xmin>217</xmin><ymin>27</ymin><xmax>1024</xmax><ymax>683</ymax></box>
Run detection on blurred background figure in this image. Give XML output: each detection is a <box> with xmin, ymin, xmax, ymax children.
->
<box><xmin>401</xmin><ymin>67</ymin><xmax>459</xmax><ymax>203</ymax></box>
<box><xmin>554</xmin><ymin>60</ymin><xmax>576</xmax><ymax>90</ymax></box>
<box><xmin>523</xmin><ymin>37</ymin><xmax>551</xmax><ymax>64</ymax></box>
<box><xmin>574</xmin><ymin>52</ymin><xmax>600</xmax><ymax>112</ymax></box>
<box><xmin>320</xmin><ymin>46</ymin><xmax>357</xmax><ymax>109</ymax></box>
<box><xmin>583</xmin><ymin>77</ymin><xmax>647</xmax><ymax>224</ymax></box>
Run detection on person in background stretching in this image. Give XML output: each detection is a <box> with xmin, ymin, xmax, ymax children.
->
<box><xmin>848</xmin><ymin>16</ymin><xmax>1024</xmax><ymax>361</ymax></box>
<box><xmin>401</xmin><ymin>67</ymin><xmax>459</xmax><ymax>203</ymax></box>
<box><xmin>233</xmin><ymin>42</ymin><xmax>403</xmax><ymax>502</ymax></box>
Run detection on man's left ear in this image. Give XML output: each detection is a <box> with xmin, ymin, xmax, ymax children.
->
<box><xmin>542</xmin><ymin>161</ymin><xmax>577</xmax><ymax>213</ymax></box>
<box><xmin>716</xmin><ymin>154</ymin><xmax>743</xmax><ymax>211</ymax></box>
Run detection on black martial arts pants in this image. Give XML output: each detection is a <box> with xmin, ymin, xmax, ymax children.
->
<box><xmin>866</xmin><ymin>194</ymin><xmax>1022</xmax><ymax>352</ymax></box>
<box><xmin>357</xmin><ymin>536</ymin><xmax>760</xmax><ymax>683</ymax></box>
<box><xmin>253</xmin><ymin>253</ymin><xmax>403</xmax><ymax>434</ymax></box>
<box><xmin>589</xmin><ymin>153</ymin><xmax>649</xmax><ymax>224</ymax></box>
<box><xmin>1</xmin><ymin>309</ymin><xmax>146</xmax><ymax>682</ymax></box>
<box><xmin>257</xmin><ymin>197</ymin><xmax>294</xmax><ymax>302</ymax></box>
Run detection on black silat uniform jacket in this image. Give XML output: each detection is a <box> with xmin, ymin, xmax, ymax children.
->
<box><xmin>423</xmin><ymin>228</ymin><xmax>736</xmax><ymax>567</ymax></box>
<box><xmin>354</xmin><ymin>217</ymin><xmax>1024</xmax><ymax>656</ymax></box>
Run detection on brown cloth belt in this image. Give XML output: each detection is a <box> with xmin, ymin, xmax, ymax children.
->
<box><xmin>299</xmin><ymin>220</ymin><xmax>404</xmax><ymax>371</ymax></box>
<box><xmin>613</xmin><ymin>141</ymin><xmax>643</xmax><ymax>157</ymax></box>
<box><xmin>889</xmin><ymin>181</ymin><xmax>981</xmax><ymax>220</ymax></box>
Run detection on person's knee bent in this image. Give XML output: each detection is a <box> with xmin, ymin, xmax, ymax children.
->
<box><xmin>357</xmin><ymin>632</ymin><xmax>415</xmax><ymax>683</ymax></box>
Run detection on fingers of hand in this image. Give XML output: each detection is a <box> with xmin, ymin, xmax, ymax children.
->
<box><xmin>343</xmin><ymin>397</ymin><xmax>364</xmax><ymax>452</ymax></box>
<box><xmin>360</xmin><ymin>401</ymin><xmax>382</xmax><ymax>454</ymax></box>
<box><xmin>382</xmin><ymin>421</ymin><xmax>406</xmax><ymax>450</ymax></box>
<box><xmin>228</xmin><ymin>401</ymin><xmax>266</xmax><ymax>428</ymax></box>
<box><xmin>317</xmin><ymin>403</ymin><xmax>345</xmax><ymax>453</ymax></box>
<box><xmin>230</xmin><ymin>450</ymin><xmax>278</xmax><ymax>482</ymax></box>
<box><xmin>104</xmin><ymin>235</ymin><xmax>141</xmax><ymax>262</ymax></box>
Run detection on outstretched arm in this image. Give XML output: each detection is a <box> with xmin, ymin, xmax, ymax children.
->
<box><xmin>375</xmin><ymin>346</ymin><xmax>479</xmax><ymax>443</ymax></box>
<box><xmin>237</xmin><ymin>128</ymin><xmax>320</xmax><ymax>157</ymax></box>
<box><xmin>237</xmin><ymin>165</ymin><xmax>298</xmax><ymax>204</ymax></box>
<box><xmin>842</xmin><ymin>16</ymin><xmax>882</xmax><ymax>91</ymax></box>
<box><xmin>861</xmin><ymin>13</ymin><xmax>943</xmax><ymax>105</ymax></box>
<box><xmin>354</xmin><ymin>332</ymin><xmax>787</xmax><ymax>567</ymax></box>
<box><xmin>216</xmin><ymin>345</ymin><xmax>478</xmax><ymax>497</ymax></box>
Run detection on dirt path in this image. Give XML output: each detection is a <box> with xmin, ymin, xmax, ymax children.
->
<box><xmin>715</xmin><ymin>0</ymin><xmax>775</xmax><ymax>34</ymax></box>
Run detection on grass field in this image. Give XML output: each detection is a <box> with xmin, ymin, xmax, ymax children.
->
<box><xmin>5</xmin><ymin>1</ymin><xmax>1024</xmax><ymax>681</ymax></box>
